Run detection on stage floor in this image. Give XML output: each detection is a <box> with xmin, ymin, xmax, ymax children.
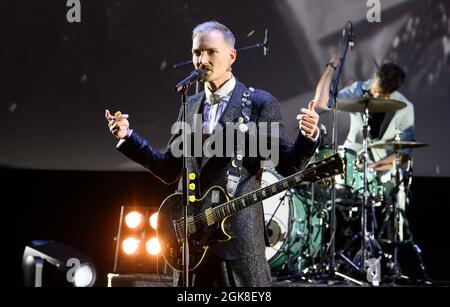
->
<box><xmin>105</xmin><ymin>273</ymin><xmax>449</xmax><ymax>287</ymax></box>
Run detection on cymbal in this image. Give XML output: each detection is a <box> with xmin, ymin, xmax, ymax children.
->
<box><xmin>336</xmin><ymin>97</ymin><xmax>407</xmax><ymax>113</ymax></box>
<box><xmin>369</xmin><ymin>141</ymin><xmax>429</xmax><ymax>150</ymax></box>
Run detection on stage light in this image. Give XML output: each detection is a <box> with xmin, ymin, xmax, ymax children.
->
<box><xmin>22</xmin><ymin>240</ymin><xmax>96</xmax><ymax>287</ymax></box>
<box><xmin>146</xmin><ymin>237</ymin><xmax>160</xmax><ymax>255</ymax></box>
<box><xmin>122</xmin><ymin>237</ymin><xmax>140</xmax><ymax>255</ymax></box>
<box><xmin>125</xmin><ymin>211</ymin><xmax>143</xmax><ymax>229</ymax></box>
<box><xmin>73</xmin><ymin>263</ymin><xmax>96</xmax><ymax>287</ymax></box>
<box><xmin>149</xmin><ymin>212</ymin><xmax>158</xmax><ymax>230</ymax></box>
<box><xmin>113</xmin><ymin>206</ymin><xmax>170</xmax><ymax>275</ymax></box>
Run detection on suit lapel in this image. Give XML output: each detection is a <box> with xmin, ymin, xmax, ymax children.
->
<box><xmin>187</xmin><ymin>91</ymin><xmax>204</xmax><ymax>121</ymax></box>
<box><xmin>200</xmin><ymin>81</ymin><xmax>245</xmax><ymax>169</ymax></box>
<box><xmin>217</xmin><ymin>81</ymin><xmax>245</xmax><ymax>128</ymax></box>
<box><xmin>186</xmin><ymin>92</ymin><xmax>205</xmax><ymax>175</ymax></box>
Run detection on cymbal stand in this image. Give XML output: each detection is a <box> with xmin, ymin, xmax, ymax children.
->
<box><xmin>388</xmin><ymin>138</ymin><xmax>427</xmax><ymax>283</ymax></box>
<box><xmin>382</xmin><ymin>129</ymin><xmax>407</xmax><ymax>281</ymax></box>
<box><xmin>377</xmin><ymin>137</ymin><xmax>431</xmax><ymax>284</ymax></box>
<box><xmin>340</xmin><ymin>98</ymin><xmax>383</xmax><ymax>286</ymax></box>
<box><xmin>402</xmin><ymin>160</ymin><xmax>431</xmax><ymax>283</ymax></box>
<box><xmin>357</xmin><ymin>99</ymin><xmax>385</xmax><ymax>280</ymax></box>
<box><xmin>390</xmin><ymin>140</ymin><xmax>403</xmax><ymax>280</ymax></box>
<box><xmin>360</xmin><ymin>99</ymin><xmax>371</xmax><ymax>274</ymax></box>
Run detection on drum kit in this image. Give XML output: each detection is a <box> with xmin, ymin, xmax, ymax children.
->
<box><xmin>262</xmin><ymin>95</ymin><xmax>430</xmax><ymax>286</ymax></box>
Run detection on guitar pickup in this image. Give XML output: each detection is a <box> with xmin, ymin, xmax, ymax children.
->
<box><xmin>204</xmin><ymin>207</ymin><xmax>215</xmax><ymax>226</ymax></box>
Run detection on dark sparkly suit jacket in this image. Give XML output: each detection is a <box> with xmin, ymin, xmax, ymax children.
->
<box><xmin>117</xmin><ymin>79</ymin><xmax>319</xmax><ymax>285</ymax></box>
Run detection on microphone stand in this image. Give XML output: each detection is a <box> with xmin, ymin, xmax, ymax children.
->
<box><xmin>173</xmin><ymin>28</ymin><xmax>269</xmax><ymax>69</ymax></box>
<box><xmin>325</xmin><ymin>21</ymin><xmax>358</xmax><ymax>284</ymax></box>
<box><xmin>173</xmin><ymin>68</ymin><xmax>204</xmax><ymax>287</ymax></box>
<box><xmin>180</xmin><ymin>87</ymin><xmax>190</xmax><ymax>287</ymax></box>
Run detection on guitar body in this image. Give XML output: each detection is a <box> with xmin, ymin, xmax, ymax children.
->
<box><xmin>157</xmin><ymin>186</ymin><xmax>231</xmax><ymax>272</ymax></box>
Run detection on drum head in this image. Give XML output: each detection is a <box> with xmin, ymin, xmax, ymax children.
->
<box><xmin>261</xmin><ymin>170</ymin><xmax>290</xmax><ymax>261</ymax></box>
<box><xmin>262</xmin><ymin>170</ymin><xmax>325</xmax><ymax>272</ymax></box>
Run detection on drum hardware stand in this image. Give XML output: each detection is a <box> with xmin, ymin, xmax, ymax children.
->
<box><xmin>403</xmin><ymin>159</ymin><xmax>431</xmax><ymax>284</ymax></box>
<box><xmin>295</xmin><ymin>229</ymin><xmax>306</xmax><ymax>277</ymax></box>
<box><xmin>294</xmin><ymin>182</ymin><xmax>322</xmax><ymax>278</ymax></box>
<box><xmin>320</xmin><ymin>97</ymin><xmax>382</xmax><ymax>286</ymax></box>
<box><xmin>299</xmin><ymin>184</ymin><xmax>336</xmax><ymax>279</ymax></box>
<box><xmin>283</xmin><ymin>189</ymin><xmax>296</xmax><ymax>274</ymax></box>
<box><xmin>378</xmin><ymin>148</ymin><xmax>431</xmax><ymax>284</ymax></box>
<box><xmin>390</xmin><ymin>131</ymin><xmax>403</xmax><ymax>281</ymax></box>
<box><xmin>344</xmin><ymin>97</ymin><xmax>383</xmax><ymax>285</ymax></box>
<box><xmin>277</xmin><ymin>189</ymin><xmax>306</xmax><ymax>279</ymax></box>
<box><xmin>360</xmin><ymin>99</ymin><xmax>371</xmax><ymax>275</ymax></box>
<box><xmin>307</xmin><ymin>182</ymin><xmax>325</xmax><ymax>268</ymax></box>
<box><xmin>332</xmin><ymin>200</ymin><xmax>382</xmax><ymax>286</ymax></box>
<box><xmin>265</xmin><ymin>189</ymin><xmax>301</xmax><ymax>280</ymax></box>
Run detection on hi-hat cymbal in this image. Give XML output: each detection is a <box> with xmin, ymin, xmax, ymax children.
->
<box><xmin>369</xmin><ymin>141</ymin><xmax>429</xmax><ymax>150</ymax></box>
<box><xmin>336</xmin><ymin>97</ymin><xmax>407</xmax><ymax>113</ymax></box>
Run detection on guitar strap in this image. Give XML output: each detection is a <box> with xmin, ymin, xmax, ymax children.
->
<box><xmin>225</xmin><ymin>87</ymin><xmax>255</xmax><ymax>197</ymax></box>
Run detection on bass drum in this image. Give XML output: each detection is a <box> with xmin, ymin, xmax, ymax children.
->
<box><xmin>262</xmin><ymin>169</ymin><xmax>325</xmax><ymax>272</ymax></box>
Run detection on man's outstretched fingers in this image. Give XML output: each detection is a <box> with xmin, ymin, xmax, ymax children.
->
<box><xmin>105</xmin><ymin>109</ymin><xmax>113</xmax><ymax>121</ymax></box>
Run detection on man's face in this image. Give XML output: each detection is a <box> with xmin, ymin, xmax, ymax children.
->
<box><xmin>192</xmin><ymin>30</ymin><xmax>236</xmax><ymax>85</ymax></box>
<box><xmin>370</xmin><ymin>76</ymin><xmax>390</xmax><ymax>98</ymax></box>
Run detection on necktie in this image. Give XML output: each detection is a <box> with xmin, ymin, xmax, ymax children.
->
<box><xmin>209</xmin><ymin>93</ymin><xmax>222</xmax><ymax>105</ymax></box>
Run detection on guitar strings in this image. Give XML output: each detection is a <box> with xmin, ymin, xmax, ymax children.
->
<box><xmin>180</xmin><ymin>158</ymin><xmax>334</xmax><ymax>231</ymax></box>
<box><xmin>179</xmin><ymin>177</ymin><xmax>299</xmax><ymax>231</ymax></box>
<box><xmin>180</xmin><ymin>156</ymin><xmax>339</xmax><ymax>231</ymax></box>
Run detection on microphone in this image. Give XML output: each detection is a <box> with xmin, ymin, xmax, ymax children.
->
<box><xmin>263</xmin><ymin>28</ymin><xmax>269</xmax><ymax>56</ymax></box>
<box><xmin>174</xmin><ymin>68</ymin><xmax>204</xmax><ymax>92</ymax></box>
<box><xmin>347</xmin><ymin>21</ymin><xmax>355</xmax><ymax>50</ymax></box>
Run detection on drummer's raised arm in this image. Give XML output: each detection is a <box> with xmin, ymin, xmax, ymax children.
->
<box><xmin>314</xmin><ymin>54</ymin><xmax>340</xmax><ymax>110</ymax></box>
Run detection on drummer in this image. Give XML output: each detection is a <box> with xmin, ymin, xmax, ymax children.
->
<box><xmin>314</xmin><ymin>56</ymin><xmax>415</xmax><ymax>173</ymax></box>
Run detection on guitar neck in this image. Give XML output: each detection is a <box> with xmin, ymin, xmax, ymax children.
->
<box><xmin>212</xmin><ymin>154</ymin><xmax>342</xmax><ymax>221</ymax></box>
<box><xmin>212</xmin><ymin>171</ymin><xmax>304</xmax><ymax>221</ymax></box>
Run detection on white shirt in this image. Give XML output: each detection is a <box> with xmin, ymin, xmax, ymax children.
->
<box><xmin>203</xmin><ymin>76</ymin><xmax>236</xmax><ymax>134</ymax></box>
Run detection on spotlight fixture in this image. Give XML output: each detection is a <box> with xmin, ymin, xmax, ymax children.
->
<box><xmin>23</xmin><ymin>240</ymin><xmax>96</xmax><ymax>287</ymax></box>
<box><xmin>125</xmin><ymin>211</ymin><xmax>143</xmax><ymax>229</ymax></box>
<box><xmin>113</xmin><ymin>206</ymin><xmax>166</xmax><ymax>274</ymax></box>
<box><xmin>149</xmin><ymin>212</ymin><xmax>158</xmax><ymax>230</ymax></box>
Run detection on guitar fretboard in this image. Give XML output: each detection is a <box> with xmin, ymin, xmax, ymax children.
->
<box><xmin>211</xmin><ymin>155</ymin><xmax>340</xmax><ymax>221</ymax></box>
<box><xmin>212</xmin><ymin>172</ymin><xmax>304</xmax><ymax>221</ymax></box>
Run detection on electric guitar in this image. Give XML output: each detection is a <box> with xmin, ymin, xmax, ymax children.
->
<box><xmin>157</xmin><ymin>153</ymin><xmax>344</xmax><ymax>272</ymax></box>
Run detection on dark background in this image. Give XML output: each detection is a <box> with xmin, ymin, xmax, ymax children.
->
<box><xmin>1</xmin><ymin>0</ymin><xmax>449</xmax><ymax>176</ymax></box>
<box><xmin>1</xmin><ymin>0</ymin><xmax>449</xmax><ymax>286</ymax></box>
